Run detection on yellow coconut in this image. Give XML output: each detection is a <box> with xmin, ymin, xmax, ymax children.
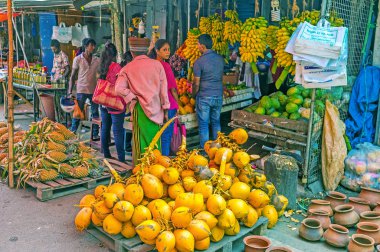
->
<box><xmin>192</xmin><ymin>193</ymin><xmax>205</xmax><ymax>214</ymax></box>
<box><xmin>214</xmin><ymin>147</ymin><xmax>233</xmax><ymax>165</ymax></box>
<box><xmin>113</xmin><ymin>201</ymin><xmax>134</xmax><ymax>222</ymax></box>
<box><xmin>75</xmin><ymin>207</ymin><xmax>92</xmax><ymax>231</ymax></box>
<box><xmin>174</xmin><ymin>229</ymin><xmax>195</xmax><ymax>252</ymax></box>
<box><xmin>79</xmin><ymin>194</ymin><xmax>96</xmax><ymax>208</ymax></box>
<box><xmin>162</xmin><ymin>183</ymin><xmax>169</xmax><ymax>198</ymax></box>
<box><xmin>217</xmin><ymin>209</ymin><xmax>236</xmax><ymax>229</ymax></box>
<box><xmin>195</xmin><ymin>211</ymin><xmax>218</xmax><ymax>229</ymax></box>
<box><xmin>195</xmin><ymin>237</ymin><xmax>210</xmax><ymax>250</ymax></box>
<box><xmin>94</xmin><ymin>185</ymin><xmax>107</xmax><ymax>198</ymax></box>
<box><xmin>121</xmin><ymin>221</ymin><xmax>136</xmax><ymax>238</ymax></box>
<box><xmin>181</xmin><ymin>169</ymin><xmax>195</xmax><ymax>179</ymax></box>
<box><xmin>224</xmin><ymin>163</ymin><xmax>239</xmax><ymax>179</ymax></box>
<box><xmin>206</xmin><ymin>194</ymin><xmax>226</xmax><ymax>216</ymax></box>
<box><xmin>103</xmin><ymin>214</ymin><xmax>123</xmax><ymax>235</ymax></box>
<box><xmin>183</xmin><ymin>176</ymin><xmax>197</xmax><ymax>192</ymax></box>
<box><xmin>140</xmin><ymin>236</ymin><xmax>157</xmax><ymax>245</ymax></box>
<box><xmin>241</xmin><ymin>205</ymin><xmax>258</xmax><ymax>228</ymax></box>
<box><xmin>168</xmin><ymin>183</ymin><xmax>185</xmax><ymax>200</ymax></box>
<box><xmin>156</xmin><ymin>231</ymin><xmax>176</xmax><ymax>252</ymax></box>
<box><xmin>162</xmin><ymin>167</ymin><xmax>180</xmax><ymax>185</ymax></box>
<box><xmin>187</xmin><ymin>220</ymin><xmax>211</xmax><ymax>241</ymax></box>
<box><xmin>188</xmin><ymin>155</ymin><xmax>208</xmax><ymax>170</ymax></box>
<box><xmin>220</xmin><ymin>175</ymin><xmax>233</xmax><ymax>191</ymax></box>
<box><xmin>175</xmin><ymin>192</ymin><xmax>194</xmax><ymax>209</ymax></box>
<box><xmin>238</xmin><ymin>170</ymin><xmax>251</xmax><ymax>184</ymax></box>
<box><xmin>140</xmin><ymin>198</ymin><xmax>149</xmax><ymax>206</ymax></box>
<box><xmin>229</xmin><ymin>181</ymin><xmax>251</xmax><ymax>200</ymax></box>
<box><xmin>91</xmin><ymin>212</ymin><xmax>103</xmax><ymax>227</ymax></box>
<box><xmin>228</xmin><ymin>128</ymin><xmax>249</xmax><ymax>145</ymax></box>
<box><xmin>136</xmin><ymin>220</ymin><xmax>161</xmax><ymax>240</ymax></box>
<box><xmin>210</xmin><ymin>226</ymin><xmax>225</xmax><ymax>242</ymax></box>
<box><xmin>171</xmin><ymin>206</ymin><xmax>192</xmax><ymax>228</ymax></box>
<box><xmin>248</xmin><ymin>189</ymin><xmax>270</xmax><ymax>209</ymax></box>
<box><xmin>256</xmin><ymin>207</ymin><xmax>264</xmax><ymax>216</ymax></box>
<box><xmin>93</xmin><ymin>201</ymin><xmax>112</xmax><ymax>220</ymax></box>
<box><xmin>232</xmin><ymin>151</ymin><xmax>250</xmax><ymax>169</ymax></box>
<box><xmin>251</xmin><ymin>172</ymin><xmax>267</xmax><ymax>188</ymax></box>
<box><xmin>226</xmin><ymin>199</ymin><xmax>249</xmax><ymax>219</ymax></box>
<box><xmin>168</xmin><ymin>201</ymin><xmax>176</xmax><ymax>212</ymax></box>
<box><xmin>147</xmin><ymin>199</ymin><xmax>172</xmax><ymax>221</ymax></box>
<box><xmin>141</xmin><ymin>174</ymin><xmax>164</xmax><ymax>199</ymax></box>
<box><xmin>124</xmin><ymin>183</ymin><xmax>144</xmax><ymax>206</ymax></box>
<box><xmin>225</xmin><ymin>219</ymin><xmax>240</xmax><ymax>236</ymax></box>
<box><xmin>107</xmin><ymin>183</ymin><xmax>126</xmax><ymax>200</ymax></box>
<box><xmin>131</xmin><ymin>205</ymin><xmax>152</xmax><ymax>226</ymax></box>
<box><xmin>103</xmin><ymin>193</ymin><xmax>120</xmax><ymax>209</ymax></box>
<box><xmin>148</xmin><ymin>164</ymin><xmax>167</xmax><ymax>180</ymax></box>
<box><xmin>193</xmin><ymin>180</ymin><xmax>213</xmax><ymax>199</ymax></box>
<box><xmin>262</xmin><ymin>205</ymin><xmax>279</xmax><ymax>228</ymax></box>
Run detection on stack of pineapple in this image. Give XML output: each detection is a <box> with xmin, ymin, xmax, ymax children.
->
<box><xmin>0</xmin><ymin>122</ymin><xmax>26</xmax><ymax>166</ymax></box>
<box><xmin>11</xmin><ymin>118</ymin><xmax>101</xmax><ymax>186</ymax></box>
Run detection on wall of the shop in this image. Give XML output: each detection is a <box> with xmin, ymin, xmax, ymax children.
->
<box><xmin>83</xmin><ymin>9</ymin><xmax>112</xmax><ymax>46</ymax></box>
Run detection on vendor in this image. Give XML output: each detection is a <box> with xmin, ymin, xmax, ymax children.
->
<box><xmin>50</xmin><ymin>39</ymin><xmax>70</xmax><ymax>82</ymax></box>
<box><xmin>192</xmin><ymin>34</ymin><xmax>225</xmax><ymax>149</ymax></box>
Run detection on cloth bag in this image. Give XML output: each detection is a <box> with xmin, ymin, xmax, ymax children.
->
<box><xmin>52</xmin><ymin>22</ymin><xmax>72</xmax><ymax>43</ymax></box>
<box><xmin>92</xmin><ymin>79</ymin><xmax>126</xmax><ymax>111</ymax></box>
<box><xmin>72</xmin><ymin>23</ymin><xmax>90</xmax><ymax>47</ymax></box>
<box><xmin>170</xmin><ymin>119</ymin><xmax>186</xmax><ymax>155</ymax></box>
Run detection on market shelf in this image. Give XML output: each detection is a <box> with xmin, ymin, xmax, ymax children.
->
<box><xmin>86</xmin><ymin>217</ymin><xmax>268</xmax><ymax>252</ymax></box>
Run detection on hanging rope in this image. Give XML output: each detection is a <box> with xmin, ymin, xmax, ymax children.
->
<box><xmin>255</xmin><ymin>0</ymin><xmax>260</xmax><ymax>17</ymax></box>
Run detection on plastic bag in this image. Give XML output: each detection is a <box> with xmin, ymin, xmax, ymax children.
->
<box><xmin>321</xmin><ymin>100</ymin><xmax>347</xmax><ymax>191</ymax></box>
<box><xmin>170</xmin><ymin>119</ymin><xmax>186</xmax><ymax>155</ymax></box>
<box><xmin>52</xmin><ymin>22</ymin><xmax>72</xmax><ymax>43</ymax></box>
<box><xmin>73</xmin><ymin>99</ymin><xmax>84</xmax><ymax>120</ymax></box>
<box><xmin>72</xmin><ymin>23</ymin><xmax>90</xmax><ymax>47</ymax></box>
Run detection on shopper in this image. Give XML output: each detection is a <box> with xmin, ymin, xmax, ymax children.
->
<box><xmin>115</xmin><ymin>41</ymin><xmax>170</xmax><ymax>165</ymax></box>
<box><xmin>149</xmin><ymin>39</ymin><xmax>179</xmax><ymax>156</ymax></box>
<box><xmin>68</xmin><ymin>38</ymin><xmax>101</xmax><ymax>139</ymax></box>
<box><xmin>50</xmin><ymin>39</ymin><xmax>70</xmax><ymax>82</ymax></box>
<box><xmin>193</xmin><ymin>34</ymin><xmax>225</xmax><ymax>149</ymax></box>
<box><xmin>97</xmin><ymin>42</ymin><xmax>125</xmax><ymax>162</ymax></box>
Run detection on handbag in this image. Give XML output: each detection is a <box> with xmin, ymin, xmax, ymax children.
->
<box><xmin>52</xmin><ymin>22</ymin><xmax>72</xmax><ymax>43</ymax></box>
<box><xmin>92</xmin><ymin>78</ymin><xmax>126</xmax><ymax>111</ymax></box>
<box><xmin>170</xmin><ymin>119</ymin><xmax>186</xmax><ymax>155</ymax></box>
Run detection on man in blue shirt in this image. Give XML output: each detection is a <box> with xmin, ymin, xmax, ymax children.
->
<box><xmin>193</xmin><ymin>34</ymin><xmax>225</xmax><ymax>149</ymax></box>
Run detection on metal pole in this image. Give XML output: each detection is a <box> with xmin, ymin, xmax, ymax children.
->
<box><xmin>7</xmin><ymin>0</ymin><xmax>14</xmax><ymax>188</ymax></box>
<box><xmin>187</xmin><ymin>0</ymin><xmax>190</xmax><ymax>31</ymax></box>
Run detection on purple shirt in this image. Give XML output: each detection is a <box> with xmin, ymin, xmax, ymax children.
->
<box><xmin>160</xmin><ymin>61</ymin><xmax>178</xmax><ymax>110</ymax></box>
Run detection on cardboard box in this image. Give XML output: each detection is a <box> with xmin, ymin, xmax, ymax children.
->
<box><xmin>223</xmin><ymin>72</ymin><xmax>239</xmax><ymax>84</ymax></box>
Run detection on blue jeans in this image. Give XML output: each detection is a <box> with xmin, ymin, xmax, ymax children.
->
<box><xmin>100</xmin><ymin>107</ymin><xmax>126</xmax><ymax>162</ymax></box>
<box><xmin>71</xmin><ymin>93</ymin><xmax>99</xmax><ymax>137</ymax></box>
<box><xmin>196</xmin><ymin>96</ymin><xmax>223</xmax><ymax>149</ymax></box>
<box><xmin>161</xmin><ymin>109</ymin><xmax>177</xmax><ymax>156</ymax></box>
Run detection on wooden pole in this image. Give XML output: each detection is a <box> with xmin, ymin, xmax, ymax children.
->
<box><xmin>7</xmin><ymin>0</ymin><xmax>14</xmax><ymax>188</ymax></box>
<box><xmin>111</xmin><ymin>0</ymin><xmax>123</xmax><ymax>61</ymax></box>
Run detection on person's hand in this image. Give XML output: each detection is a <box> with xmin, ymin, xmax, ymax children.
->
<box><xmin>67</xmin><ymin>92</ymin><xmax>73</xmax><ymax>98</ymax></box>
<box><xmin>164</xmin><ymin>111</ymin><xmax>169</xmax><ymax>122</ymax></box>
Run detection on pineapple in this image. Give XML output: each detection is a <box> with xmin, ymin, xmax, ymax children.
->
<box><xmin>78</xmin><ymin>142</ymin><xmax>92</xmax><ymax>152</ymax></box>
<box><xmin>46</xmin><ymin>132</ymin><xmax>65</xmax><ymax>143</ymax></box>
<box><xmin>0</xmin><ymin>153</ymin><xmax>7</xmax><ymax>162</ymax></box>
<box><xmin>0</xmin><ymin>122</ymin><xmax>7</xmax><ymax>128</ymax></box>
<box><xmin>0</xmin><ymin>127</ymin><xmax>8</xmax><ymax>136</ymax></box>
<box><xmin>54</xmin><ymin>123</ymin><xmax>76</xmax><ymax>140</ymax></box>
<box><xmin>58</xmin><ymin>163</ymin><xmax>74</xmax><ymax>176</ymax></box>
<box><xmin>47</xmin><ymin>141</ymin><xmax>66</xmax><ymax>152</ymax></box>
<box><xmin>37</xmin><ymin>158</ymin><xmax>55</xmax><ymax>169</ymax></box>
<box><xmin>70</xmin><ymin>165</ymin><xmax>89</xmax><ymax>178</ymax></box>
<box><xmin>47</xmin><ymin>151</ymin><xmax>67</xmax><ymax>163</ymax></box>
<box><xmin>37</xmin><ymin>169</ymin><xmax>59</xmax><ymax>182</ymax></box>
<box><xmin>80</xmin><ymin>152</ymin><xmax>94</xmax><ymax>159</ymax></box>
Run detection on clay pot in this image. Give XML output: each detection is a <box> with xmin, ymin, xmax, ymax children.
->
<box><xmin>333</xmin><ymin>204</ymin><xmax>360</xmax><ymax>227</ymax></box>
<box><xmin>308</xmin><ymin>199</ymin><xmax>333</xmax><ymax>217</ymax></box>
<box><xmin>348</xmin><ymin>234</ymin><xmax>375</xmax><ymax>252</ymax></box>
<box><xmin>244</xmin><ymin>235</ymin><xmax>272</xmax><ymax>252</ymax></box>
<box><xmin>265</xmin><ymin>246</ymin><xmax>292</xmax><ymax>252</ymax></box>
<box><xmin>359</xmin><ymin>187</ymin><xmax>380</xmax><ymax>209</ymax></box>
<box><xmin>348</xmin><ymin>197</ymin><xmax>372</xmax><ymax>215</ymax></box>
<box><xmin>357</xmin><ymin>222</ymin><xmax>380</xmax><ymax>244</ymax></box>
<box><xmin>360</xmin><ymin>211</ymin><xmax>380</xmax><ymax>226</ymax></box>
<box><xmin>308</xmin><ymin>209</ymin><xmax>331</xmax><ymax>230</ymax></box>
<box><xmin>325</xmin><ymin>191</ymin><xmax>347</xmax><ymax>210</ymax></box>
<box><xmin>323</xmin><ymin>224</ymin><xmax>350</xmax><ymax>248</ymax></box>
<box><xmin>299</xmin><ymin>218</ymin><xmax>323</xmax><ymax>242</ymax></box>
<box><xmin>374</xmin><ymin>203</ymin><xmax>380</xmax><ymax>213</ymax></box>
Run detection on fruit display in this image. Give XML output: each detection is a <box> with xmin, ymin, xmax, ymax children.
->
<box><xmin>199</xmin><ymin>16</ymin><xmax>212</xmax><ymax>35</ymax></box>
<box><xmin>223</xmin><ymin>10</ymin><xmax>242</xmax><ymax>45</ymax></box>
<box><xmin>176</xmin><ymin>78</ymin><xmax>192</xmax><ymax>96</ymax></box>
<box><xmin>5</xmin><ymin>118</ymin><xmax>102</xmax><ymax>186</ymax></box>
<box><xmin>210</xmin><ymin>14</ymin><xmax>229</xmax><ymax>56</ymax></box>
<box><xmin>178</xmin><ymin>94</ymin><xmax>196</xmax><ymax>115</ymax></box>
<box><xmin>74</xmin><ymin>123</ymin><xmax>288</xmax><ymax>251</ymax></box>
<box><xmin>183</xmin><ymin>28</ymin><xmax>202</xmax><ymax>67</ymax></box>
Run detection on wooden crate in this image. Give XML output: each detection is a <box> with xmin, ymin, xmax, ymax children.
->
<box><xmin>87</xmin><ymin>217</ymin><xmax>268</xmax><ymax>252</ymax></box>
<box><xmin>24</xmin><ymin>159</ymin><xmax>132</xmax><ymax>202</ymax></box>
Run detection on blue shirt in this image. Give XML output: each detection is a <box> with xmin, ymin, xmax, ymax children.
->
<box><xmin>193</xmin><ymin>50</ymin><xmax>224</xmax><ymax>97</ymax></box>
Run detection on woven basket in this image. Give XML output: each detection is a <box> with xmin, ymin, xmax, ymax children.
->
<box><xmin>128</xmin><ymin>37</ymin><xmax>150</xmax><ymax>52</ymax></box>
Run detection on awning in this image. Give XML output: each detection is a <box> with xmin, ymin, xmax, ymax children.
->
<box><xmin>0</xmin><ymin>12</ymin><xmax>21</xmax><ymax>22</ymax></box>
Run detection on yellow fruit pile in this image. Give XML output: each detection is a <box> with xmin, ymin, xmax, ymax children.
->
<box><xmin>223</xmin><ymin>10</ymin><xmax>242</xmax><ymax>45</ymax></box>
<box><xmin>178</xmin><ymin>95</ymin><xmax>195</xmax><ymax>115</ymax></box>
<box><xmin>239</xmin><ymin>17</ymin><xmax>267</xmax><ymax>64</ymax></box>
<box><xmin>183</xmin><ymin>28</ymin><xmax>202</xmax><ymax>67</ymax></box>
<box><xmin>74</xmin><ymin>126</ymin><xmax>288</xmax><ymax>251</ymax></box>
<box><xmin>266</xmin><ymin>25</ymin><xmax>279</xmax><ymax>50</ymax></box>
<box><xmin>211</xmin><ymin>14</ymin><xmax>229</xmax><ymax>56</ymax></box>
<box><xmin>199</xmin><ymin>16</ymin><xmax>212</xmax><ymax>34</ymax></box>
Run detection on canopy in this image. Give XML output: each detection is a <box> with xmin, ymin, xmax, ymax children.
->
<box><xmin>0</xmin><ymin>11</ymin><xmax>20</xmax><ymax>22</ymax></box>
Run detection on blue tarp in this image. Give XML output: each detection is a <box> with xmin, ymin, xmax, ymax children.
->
<box><xmin>345</xmin><ymin>66</ymin><xmax>380</xmax><ymax>148</ymax></box>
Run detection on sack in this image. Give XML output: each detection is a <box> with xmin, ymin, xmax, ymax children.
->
<box><xmin>52</xmin><ymin>22</ymin><xmax>72</xmax><ymax>43</ymax></box>
<box><xmin>72</xmin><ymin>23</ymin><xmax>90</xmax><ymax>47</ymax></box>
<box><xmin>73</xmin><ymin>99</ymin><xmax>85</xmax><ymax>120</ymax></box>
<box><xmin>92</xmin><ymin>79</ymin><xmax>126</xmax><ymax>111</ymax></box>
<box><xmin>170</xmin><ymin>119</ymin><xmax>186</xmax><ymax>155</ymax></box>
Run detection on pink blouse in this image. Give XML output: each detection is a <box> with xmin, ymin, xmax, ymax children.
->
<box><xmin>160</xmin><ymin>61</ymin><xmax>178</xmax><ymax>110</ymax></box>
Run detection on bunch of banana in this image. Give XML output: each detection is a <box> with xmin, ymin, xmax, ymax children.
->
<box><xmin>239</xmin><ymin>17</ymin><xmax>268</xmax><ymax>64</ymax></box>
<box><xmin>199</xmin><ymin>16</ymin><xmax>212</xmax><ymax>34</ymax></box>
<box><xmin>211</xmin><ymin>14</ymin><xmax>228</xmax><ymax>55</ymax></box>
<box><xmin>183</xmin><ymin>28</ymin><xmax>202</xmax><ymax>66</ymax></box>
<box><xmin>266</xmin><ymin>25</ymin><xmax>279</xmax><ymax>50</ymax></box>
<box><xmin>328</xmin><ymin>11</ymin><xmax>344</xmax><ymax>27</ymax></box>
<box><xmin>223</xmin><ymin>10</ymin><xmax>242</xmax><ymax>45</ymax></box>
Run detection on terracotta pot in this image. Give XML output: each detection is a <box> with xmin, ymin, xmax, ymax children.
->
<box><xmin>348</xmin><ymin>234</ymin><xmax>375</xmax><ymax>252</ymax></box>
<box><xmin>265</xmin><ymin>246</ymin><xmax>292</xmax><ymax>252</ymax></box>
<box><xmin>360</xmin><ymin>211</ymin><xmax>380</xmax><ymax>227</ymax></box>
<box><xmin>308</xmin><ymin>209</ymin><xmax>331</xmax><ymax>230</ymax></box>
<box><xmin>299</xmin><ymin>218</ymin><xmax>323</xmax><ymax>242</ymax></box>
<box><xmin>325</xmin><ymin>191</ymin><xmax>347</xmax><ymax>210</ymax></box>
<box><xmin>359</xmin><ymin>187</ymin><xmax>380</xmax><ymax>209</ymax></box>
<box><xmin>357</xmin><ymin>222</ymin><xmax>380</xmax><ymax>244</ymax></box>
<box><xmin>323</xmin><ymin>224</ymin><xmax>350</xmax><ymax>248</ymax></box>
<box><xmin>333</xmin><ymin>204</ymin><xmax>360</xmax><ymax>227</ymax></box>
<box><xmin>348</xmin><ymin>197</ymin><xmax>372</xmax><ymax>215</ymax></box>
<box><xmin>244</xmin><ymin>235</ymin><xmax>272</xmax><ymax>252</ymax></box>
<box><xmin>308</xmin><ymin>199</ymin><xmax>333</xmax><ymax>217</ymax></box>
<box><xmin>374</xmin><ymin>203</ymin><xmax>380</xmax><ymax>213</ymax></box>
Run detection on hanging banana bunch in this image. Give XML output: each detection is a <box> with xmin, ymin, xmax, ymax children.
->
<box><xmin>210</xmin><ymin>14</ymin><xmax>228</xmax><ymax>56</ymax></box>
<box><xmin>266</xmin><ymin>25</ymin><xmax>279</xmax><ymax>50</ymax></box>
<box><xmin>223</xmin><ymin>10</ymin><xmax>242</xmax><ymax>45</ymax></box>
<box><xmin>183</xmin><ymin>28</ymin><xmax>202</xmax><ymax>67</ymax></box>
<box><xmin>199</xmin><ymin>16</ymin><xmax>212</xmax><ymax>34</ymax></box>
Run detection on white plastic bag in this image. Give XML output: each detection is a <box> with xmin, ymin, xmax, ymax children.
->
<box><xmin>72</xmin><ymin>23</ymin><xmax>90</xmax><ymax>47</ymax></box>
<box><xmin>52</xmin><ymin>22</ymin><xmax>72</xmax><ymax>43</ymax></box>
